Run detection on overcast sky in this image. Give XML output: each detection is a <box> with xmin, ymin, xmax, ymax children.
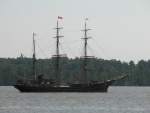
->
<box><xmin>0</xmin><ymin>0</ymin><xmax>150</xmax><ymax>63</ymax></box>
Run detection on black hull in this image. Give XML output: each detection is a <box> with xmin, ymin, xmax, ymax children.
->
<box><xmin>14</xmin><ymin>75</ymin><xmax>128</xmax><ymax>92</ymax></box>
<box><xmin>14</xmin><ymin>81</ymin><xmax>113</xmax><ymax>92</ymax></box>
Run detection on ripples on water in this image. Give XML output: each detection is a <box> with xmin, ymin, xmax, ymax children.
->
<box><xmin>0</xmin><ymin>86</ymin><xmax>150</xmax><ymax>113</ymax></box>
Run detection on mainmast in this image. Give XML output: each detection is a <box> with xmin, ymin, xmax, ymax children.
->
<box><xmin>81</xmin><ymin>19</ymin><xmax>94</xmax><ymax>85</ymax></box>
<box><xmin>53</xmin><ymin>17</ymin><xmax>66</xmax><ymax>87</ymax></box>
<box><xmin>33</xmin><ymin>33</ymin><xmax>37</xmax><ymax>81</ymax></box>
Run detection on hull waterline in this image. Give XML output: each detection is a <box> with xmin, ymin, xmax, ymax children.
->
<box><xmin>14</xmin><ymin>81</ymin><xmax>113</xmax><ymax>92</ymax></box>
<box><xmin>14</xmin><ymin>85</ymin><xmax>109</xmax><ymax>92</ymax></box>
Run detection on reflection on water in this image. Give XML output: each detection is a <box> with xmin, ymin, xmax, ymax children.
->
<box><xmin>0</xmin><ymin>86</ymin><xmax>150</xmax><ymax>113</ymax></box>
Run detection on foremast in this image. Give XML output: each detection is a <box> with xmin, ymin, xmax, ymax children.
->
<box><xmin>81</xmin><ymin>19</ymin><xmax>94</xmax><ymax>85</ymax></box>
<box><xmin>53</xmin><ymin>17</ymin><xmax>66</xmax><ymax>87</ymax></box>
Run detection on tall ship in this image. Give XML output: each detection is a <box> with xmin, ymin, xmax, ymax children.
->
<box><xmin>14</xmin><ymin>17</ymin><xmax>128</xmax><ymax>92</ymax></box>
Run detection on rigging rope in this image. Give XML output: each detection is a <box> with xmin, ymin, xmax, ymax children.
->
<box><xmin>36</xmin><ymin>42</ymin><xmax>56</xmax><ymax>57</ymax></box>
<box><xmin>36</xmin><ymin>42</ymin><xmax>48</xmax><ymax>57</ymax></box>
<box><xmin>87</xmin><ymin>31</ymin><xmax>114</xmax><ymax>59</ymax></box>
<box><xmin>36</xmin><ymin>29</ymin><xmax>55</xmax><ymax>41</ymax></box>
<box><xmin>87</xmin><ymin>45</ymin><xmax>96</xmax><ymax>56</ymax></box>
<box><xmin>60</xmin><ymin>44</ymin><xmax>79</xmax><ymax>57</ymax></box>
<box><xmin>60</xmin><ymin>40</ymin><xmax>81</xmax><ymax>44</ymax></box>
<box><xmin>92</xmin><ymin>37</ymin><xmax>113</xmax><ymax>59</ymax></box>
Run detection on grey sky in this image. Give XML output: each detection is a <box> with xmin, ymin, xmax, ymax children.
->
<box><xmin>0</xmin><ymin>0</ymin><xmax>150</xmax><ymax>63</ymax></box>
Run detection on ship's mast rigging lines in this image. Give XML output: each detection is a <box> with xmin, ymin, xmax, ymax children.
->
<box><xmin>81</xmin><ymin>20</ymin><xmax>94</xmax><ymax>85</ymax></box>
<box><xmin>53</xmin><ymin>20</ymin><xmax>67</xmax><ymax>87</ymax></box>
<box><xmin>14</xmin><ymin>18</ymin><xmax>128</xmax><ymax>93</ymax></box>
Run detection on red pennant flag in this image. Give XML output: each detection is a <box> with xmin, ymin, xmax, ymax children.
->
<box><xmin>58</xmin><ymin>16</ymin><xmax>63</xmax><ymax>19</ymax></box>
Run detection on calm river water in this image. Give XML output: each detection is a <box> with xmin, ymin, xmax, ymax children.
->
<box><xmin>0</xmin><ymin>86</ymin><xmax>150</xmax><ymax>113</ymax></box>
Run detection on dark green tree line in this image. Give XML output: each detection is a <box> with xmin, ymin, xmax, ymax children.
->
<box><xmin>0</xmin><ymin>57</ymin><xmax>150</xmax><ymax>86</ymax></box>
